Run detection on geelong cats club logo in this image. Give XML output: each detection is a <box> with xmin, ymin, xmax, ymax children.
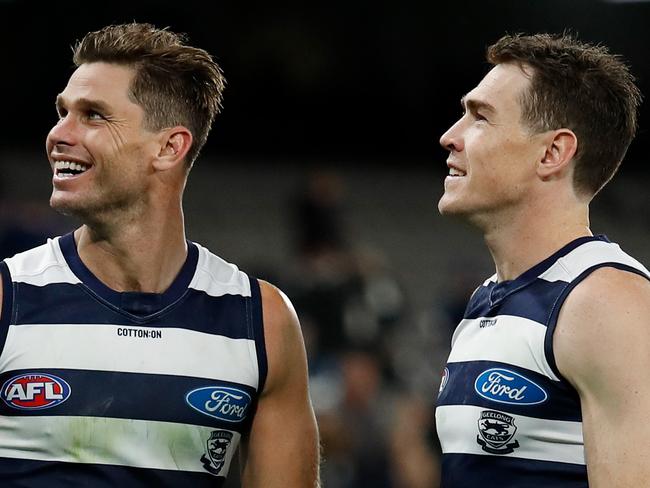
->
<box><xmin>477</xmin><ymin>410</ymin><xmax>520</xmax><ymax>454</ymax></box>
<box><xmin>201</xmin><ymin>430</ymin><xmax>233</xmax><ymax>476</ymax></box>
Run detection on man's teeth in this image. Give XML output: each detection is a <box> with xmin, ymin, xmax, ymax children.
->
<box><xmin>54</xmin><ymin>161</ymin><xmax>90</xmax><ymax>176</ymax></box>
<box><xmin>449</xmin><ymin>168</ymin><xmax>466</xmax><ymax>176</ymax></box>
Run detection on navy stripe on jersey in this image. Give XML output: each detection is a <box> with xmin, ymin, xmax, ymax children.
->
<box><xmin>0</xmin><ymin>457</ymin><xmax>226</xmax><ymax>488</ymax></box>
<box><xmin>249</xmin><ymin>277</ymin><xmax>268</xmax><ymax>394</ymax></box>
<box><xmin>0</xmin><ymin>262</ymin><xmax>13</xmax><ymax>350</ymax></box>
<box><xmin>441</xmin><ymin>453</ymin><xmax>588</xmax><ymax>488</ymax></box>
<box><xmin>464</xmin><ymin>278</ymin><xmax>568</xmax><ymax>324</ymax></box>
<box><xmin>0</xmin><ymin>368</ymin><xmax>255</xmax><ymax>431</ymax></box>
<box><xmin>12</xmin><ymin>284</ymin><xmax>253</xmax><ymax>339</ymax></box>
<box><xmin>438</xmin><ymin>361</ymin><xmax>581</xmax><ymax>421</ymax></box>
<box><xmin>481</xmin><ymin>235</ymin><xmax>610</xmax><ymax>308</ymax></box>
<box><xmin>544</xmin><ymin>262</ymin><xmax>650</xmax><ymax>381</ymax></box>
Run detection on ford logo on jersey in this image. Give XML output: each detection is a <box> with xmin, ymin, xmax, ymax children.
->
<box><xmin>1</xmin><ymin>373</ymin><xmax>71</xmax><ymax>410</ymax></box>
<box><xmin>186</xmin><ymin>386</ymin><xmax>251</xmax><ymax>422</ymax></box>
<box><xmin>474</xmin><ymin>368</ymin><xmax>547</xmax><ymax>405</ymax></box>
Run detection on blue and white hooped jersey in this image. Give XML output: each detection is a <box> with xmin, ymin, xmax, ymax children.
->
<box><xmin>436</xmin><ymin>235</ymin><xmax>650</xmax><ymax>487</ymax></box>
<box><xmin>0</xmin><ymin>233</ymin><xmax>267</xmax><ymax>487</ymax></box>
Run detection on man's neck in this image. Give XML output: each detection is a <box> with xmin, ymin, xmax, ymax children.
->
<box><xmin>74</xmin><ymin>210</ymin><xmax>188</xmax><ymax>294</ymax></box>
<box><xmin>482</xmin><ymin>201</ymin><xmax>591</xmax><ymax>282</ymax></box>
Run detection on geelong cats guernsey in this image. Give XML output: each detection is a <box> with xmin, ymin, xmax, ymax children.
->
<box><xmin>0</xmin><ymin>233</ymin><xmax>267</xmax><ymax>487</ymax></box>
<box><xmin>436</xmin><ymin>235</ymin><xmax>650</xmax><ymax>487</ymax></box>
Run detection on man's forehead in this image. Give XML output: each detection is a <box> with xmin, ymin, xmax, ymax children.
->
<box><xmin>466</xmin><ymin>63</ymin><xmax>531</xmax><ymax>110</ymax></box>
<box><xmin>61</xmin><ymin>62</ymin><xmax>134</xmax><ymax>100</ymax></box>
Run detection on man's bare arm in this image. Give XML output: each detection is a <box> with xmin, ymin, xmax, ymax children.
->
<box><xmin>239</xmin><ymin>280</ymin><xmax>320</xmax><ymax>487</ymax></box>
<box><xmin>555</xmin><ymin>267</ymin><xmax>650</xmax><ymax>487</ymax></box>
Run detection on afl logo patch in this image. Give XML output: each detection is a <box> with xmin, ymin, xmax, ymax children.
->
<box><xmin>474</xmin><ymin>368</ymin><xmax>547</xmax><ymax>406</ymax></box>
<box><xmin>1</xmin><ymin>373</ymin><xmax>71</xmax><ymax>410</ymax></box>
<box><xmin>186</xmin><ymin>386</ymin><xmax>251</xmax><ymax>423</ymax></box>
<box><xmin>438</xmin><ymin>367</ymin><xmax>449</xmax><ymax>397</ymax></box>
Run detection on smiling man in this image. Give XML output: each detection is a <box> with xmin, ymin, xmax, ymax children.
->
<box><xmin>435</xmin><ymin>34</ymin><xmax>650</xmax><ymax>487</ymax></box>
<box><xmin>0</xmin><ymin>23</ymin><xmax>319</xmax><ymax>487</ymax></box>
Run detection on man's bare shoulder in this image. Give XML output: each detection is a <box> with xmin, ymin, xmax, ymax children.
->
<box><xmin>257</xmin><ymin>280</ymin><xmax>300</xmax><ymax>343</ymax></box>
<box><xmin>554</xmin><ymin>266</ymin><xmax>650</xmax><ymax>391</ymax></box>
<box><xmin>257</xmin><ymin>280</ymin><xmax>306</xmax><ymax>393</ymax></box>
<box><xmin>258</xmin><ymin>280</ymin><xmax>296</xmax><ymax>325</ymax></box>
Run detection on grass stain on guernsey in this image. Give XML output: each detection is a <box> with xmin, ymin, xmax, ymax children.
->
<box><xmin>61</xmin><ymin>417</ymin><xmax>218</xmax><ymax>471</ymax></box>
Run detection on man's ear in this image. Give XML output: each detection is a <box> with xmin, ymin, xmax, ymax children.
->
<box><xmin>537</xmin><ymin>128</ymin><xmax>578</xmax><ymax>180</ymax></box>
<box><xmin>153</xmin><ymin>127</ymin><xmax>193</xmax><ymax>171</ymax></box>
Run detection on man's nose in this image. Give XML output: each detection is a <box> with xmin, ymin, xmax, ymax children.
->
<box><xmin>439</xmin><ymin>119</ymin><xmax>464</xmax><ymax>153</ymax></box>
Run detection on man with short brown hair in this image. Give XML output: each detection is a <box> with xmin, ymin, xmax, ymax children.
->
<box><xmin>0</xmin><ymin>23</ymin><xmax>320</xmax><ymax>487</ymax></box>
<box><xmin>436</xmin><ymin>33</ymin><xmax>650</xmax><ymax>487</ymax></box>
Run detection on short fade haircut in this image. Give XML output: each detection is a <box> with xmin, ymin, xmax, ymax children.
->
<box><xmin>73</xmin><ymin>22</ymin><xmax>226</xmax><ymax>167</ymax></box>
<box><xmin>487</xmin><ymin>33</ymin><xmax>641</xmax><ymax>197</ymax></box>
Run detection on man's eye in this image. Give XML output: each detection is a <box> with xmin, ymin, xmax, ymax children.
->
<box><xmin>87</xmin><ymin>111</ymin><xmax>104</xmax><ymax>120</ymax></box>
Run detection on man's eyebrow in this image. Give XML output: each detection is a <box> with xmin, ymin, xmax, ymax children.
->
<box><xmin>55</xmin><ymin>95</ymin><xmax>111</xmax><ymax>113</ymax></box>
<box><xmin>460</xmin><ymin>95</ymin><xmax>496</xmax><ymax>115</ymax></box>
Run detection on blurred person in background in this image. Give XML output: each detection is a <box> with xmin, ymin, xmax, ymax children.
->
<box><xmin>436</xmin><ymin>33</ymin><xmax>650</xmax><ymax>487</ymax></box>
<box><xmin>312</xmin><ymin>346</ymin><xmax>439</xmax><ymax>488</ymax></box>
<box><xmin>289</xmin><ymin>169</ymin><xmax>357</xmax><ymax>357</ymax></box>
<box><xmin>289</xmin><ymin>169</ymin><xmax>439</xmax><ymax>487</ymax></box>
<box><xmin>288</xmin><ymin>169</ymin><xmax>407</xmax><ymax>363</ymax></box>
<box><xmin>0</xmin><ymin>23</ymin><xmax>319</xmax><ymax>487</ymax></box>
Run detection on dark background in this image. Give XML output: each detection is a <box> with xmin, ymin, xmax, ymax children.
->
<box><xmin>1</xmin><ymin>0</ymin><xmax>649</xmax><ymax>170</ymax></box>
<box><xmin>1</xmin><ymin>3</ymin><xmax>649</xmax><ymax>486</ymax></box>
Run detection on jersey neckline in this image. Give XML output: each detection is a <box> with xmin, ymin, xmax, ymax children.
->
<box><xmin>488</xmin><ymin>234</ymin><xmax>610</xmax><ymax>306</ymax></box>
<box><xmin>58</xmin><ymin>232</ymin><xmax>199</xmax><ymax>316</ymax></box>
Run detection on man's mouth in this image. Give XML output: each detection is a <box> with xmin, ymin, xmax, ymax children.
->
<box><xmin>448</xmin><ymin>167</ymin><xmax>466</xmax><ymax>177</ymax></box>
<box><xmin>54</xmin><ymin>161</ymin><xmax>91</xmax><ymax>178</ymax></box>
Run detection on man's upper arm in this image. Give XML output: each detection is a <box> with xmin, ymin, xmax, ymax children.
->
<box><xmin>555</xmin><ymin>267</ymin><xmax>650</xmax><ymax>487</ymax></box>
<box><xmin>239</xmin><ymin>280</ymin><xmax>320</xmax><ymax>488</ymax></box>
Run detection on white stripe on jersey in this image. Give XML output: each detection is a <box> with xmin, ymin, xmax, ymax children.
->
<box><xmin>436</xmin><ymin>404</ymin><xmax>584</xmax><ymax>465</ymax></box>
<box><xmin>539</xmin><ymin>240</ymin><xmax>650</xmax><ymax>283</ymax></box>
<box><xmin>449</xmin><ymin>316</ymin><xmax>559</xmax><ymax>381</ymax></box>
<box><xmin>0</xmin><ymin>324</ymin><xmax>258</xmax><ymax>385</ymax></box>
<box><xmin>190</xmin><ymin>245</ymin><xmax>252</xmax><ymax>298</ymax></box>
<box><xmin>0</xmin><ymin>414</ymin><xmax>239</xmax><ymax>474</ymax></box>
<box><xmin>5</xmin><ymin>239</ymin><xmax>80</xmax><ymax>287</ymax></box>
<box><xmin>482</xmin><ymin>274</ymin><xmax>498</xmax><ymax>286</ymax></box>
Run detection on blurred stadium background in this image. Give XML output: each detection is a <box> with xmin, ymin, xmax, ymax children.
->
<box><xmin>1</xmin><ymin>0</ymin><xmax>649</xmax><ymax>486</ymax></box>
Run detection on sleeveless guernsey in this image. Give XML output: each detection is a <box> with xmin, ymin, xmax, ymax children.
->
<box><xmin>436</xmin><ymin>235</ymin><xmax>650</xmax><ymax>487</ymax></box>
<box><xmin>0</xmin><ymin>233</ymin><xmax>266</xmax><ymax>487</ymax></box>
